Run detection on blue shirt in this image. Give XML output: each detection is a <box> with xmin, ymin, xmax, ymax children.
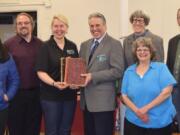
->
<box><xmin>0</xmin><ymin>56</ymin><xmax>19</xmax><ymax>110</ymax></box>
<box><xmin>121</xmin><ymin>62</ymin><xmax>176</xmax><ymax>128</ymax></box>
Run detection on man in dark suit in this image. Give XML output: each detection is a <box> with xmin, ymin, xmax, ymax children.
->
<box><xmin>79</xmin><ymin>12</ymin><xmax>124</xmax><ymax>135</ymax></box>
<box><xmin>167</xmin><ymin>8</ymin><xmax>180</xmax><ymax>132</ymax></box>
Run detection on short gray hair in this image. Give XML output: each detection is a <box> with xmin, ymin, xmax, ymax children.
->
<box><xmin>129</xmin><ymin>10</ymin><xmax>150</xmax><ymax>26</ymax></box>
<box><xmin>88</xmin><ymin>12</ymin><xmax>106</xmax><ymax>24</ymax></box>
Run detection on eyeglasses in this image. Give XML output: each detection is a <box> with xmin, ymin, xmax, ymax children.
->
<box><xmin>16</xmin><ymin>21</ymin><xmax>31</xmax><ymax>26</ymax></box>
<box><xmin>136</xmin><ymin>48</ymin><xmax>149</xmax><ymax>52</ymax></box>
<box><xmin>133</xmin><ymin>18</ymin><xmax>144</xmax><ymax>24</ymax></box>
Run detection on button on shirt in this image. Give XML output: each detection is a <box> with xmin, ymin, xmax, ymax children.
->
<box><xmin>121</xmin><ymin>62</ymin><xmax>176</xmax><ymax>128</ymax></box>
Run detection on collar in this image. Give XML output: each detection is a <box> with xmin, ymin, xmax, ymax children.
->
<box><xmin>49</xmin><ymin>35</ymin><xmax>68</xmax><ymax>49</ymax></box>
<box><xmin>17</xmin><ymin>34</ymin><xmax>34</xmax><ymax>43</ymax></box>
<box><xmin>127</xmin><ymin>62</ymin><xmax>156</xmax><ymax>71</ymax></box>
<box><xmin>133</xmin><ymin>29</ymin><xmax>148</xmax><ymax>40</ymax></box>
<box><xmin>93</xmin><ymin>32</ymin><xmax>107</xmax><ymax>44</ymax></box>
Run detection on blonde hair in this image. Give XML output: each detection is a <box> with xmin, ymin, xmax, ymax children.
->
<box><xmin>51</xmin><ymin>14</ymin><xmax>69</xmax><ymax>27</ymax></box>
<box><xmin>88</xmin><ymin>12</ymin><xmax>106</xmax><ymax>24</ymax></box>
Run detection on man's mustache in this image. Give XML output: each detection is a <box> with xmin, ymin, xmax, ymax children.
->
<box><xmin>20</xmin><ymin>27</ymin><xmax>28</xmax><ymax>30</ymax></box>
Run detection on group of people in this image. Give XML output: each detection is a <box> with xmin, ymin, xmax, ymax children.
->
<box><xmin>0</xmin><ymin>8</ymin><xmax>180</xmax><ymax>135</ymax></box>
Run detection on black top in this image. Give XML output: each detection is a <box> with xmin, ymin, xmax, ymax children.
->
<box><xmin>35</xmin><ymin>36</ymin><xmax>79</xmax><ymax>101</ymax></box>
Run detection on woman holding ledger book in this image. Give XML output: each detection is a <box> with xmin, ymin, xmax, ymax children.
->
<box><xmin>35</xmin><ymin>14</ymin><xmax>79</xmax><ymax>135</ymax></box>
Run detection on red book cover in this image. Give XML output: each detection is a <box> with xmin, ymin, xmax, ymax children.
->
<box><xmin>64</xmin><ymin>57</ymin><xmax>86</xmax><ymax>85</ymax></box>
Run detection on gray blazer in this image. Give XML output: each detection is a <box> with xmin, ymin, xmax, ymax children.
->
<box><xmin>79</xmin><ymin>34</ymin><xmax>124</xmax><ymax>112</ymax></box>
<box><xmin>123</xmin><ymin>29</ymin><xmax>164</xmax><ymax>68</ymax></box>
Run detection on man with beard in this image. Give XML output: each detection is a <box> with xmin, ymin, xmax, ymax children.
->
<box><xmin>4</xmin><ymin>12</ymin><xmax>42</xmax><ymax>135</ymax></box>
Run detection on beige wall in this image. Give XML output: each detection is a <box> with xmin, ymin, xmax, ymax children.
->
<box><xmin>49</xmin><ymin>0</ymin><xmax>121</xmax><ymax>47</ymax></box>
<box><xmin>0</xmin><ymin>0</ymin><xmax>121</xmax><ymax>48</ymax></box>
<box><xmin>0</xmin><ymin>0</ymin><xmax>120</xmax><ymax>48</ymax></box>
<box><xmin>0</xmin><ymin>0</ymin><xmax>179</xmax><ymax>56</ymax></box>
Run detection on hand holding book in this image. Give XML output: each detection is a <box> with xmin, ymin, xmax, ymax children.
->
<box><xmin>53</xmin><ymin>81</ymin><xmax>69</xmax><ymax>90</ymax></box>
<box><xmin>80</xmin><ymin>73</ymin><xmax>92</xmax><ymax>87</ymax></box>
<box><xmin>60</xmin><ymin>57</ymin><xmax>87</xmax><ymax>86</ymax></box>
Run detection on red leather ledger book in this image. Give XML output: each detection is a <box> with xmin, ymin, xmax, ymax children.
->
<box><xmin>64</xmin><ymin>57</ymin><xmax>86</xmax><ymax>86</ymax></box>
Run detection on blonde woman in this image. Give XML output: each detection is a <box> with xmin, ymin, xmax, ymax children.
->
<box><xmin>36</xmin><ymin>14</ymin><xmax>79</xmax><ymax>135</ymax></box>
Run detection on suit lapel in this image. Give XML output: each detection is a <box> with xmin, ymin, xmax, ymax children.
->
<box><xmin>173</xmin><ymin>35</ymin><xmax>180</xmax><ymax>54</ymax></box>
<box><xmin>127</xmin><ymin>35</ymin><xmax>134</xmax><ymax>46</ymax></box>
<box><xmin>86</xmin><ymin>39</ymin><xmax>94</xmax><ymax>67</ymax></box>
<box><xmin>88</xmin><ymin>34</ymin><xmax>108</xmax><ymax>67</ymax></box>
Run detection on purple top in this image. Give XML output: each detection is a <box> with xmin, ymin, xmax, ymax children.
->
<box><xmin>4</xmin><ymin>35</ymin><xmax>42</xmax><ymax>89</ymax></box>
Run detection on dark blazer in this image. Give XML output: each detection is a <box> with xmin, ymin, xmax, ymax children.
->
<box><xmin>79</xmin><ymin>34</ymin><xmax>124</xmax><ymax>112</ymax></box>
<box><xmin>123</xmin><ymin>29</ymin><xmax>164</xmax><ymax>68</ymax></box>
<box><xmin>167</xmin><ymin>34</ymin><xmax>180</xmax><ymax>74</ymax></box>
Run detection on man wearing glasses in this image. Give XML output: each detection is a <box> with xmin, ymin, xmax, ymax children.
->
<box><xmin>4</xmin><ymin>12</ymin><xmax>42</xmax><ymax>135</ymax></box>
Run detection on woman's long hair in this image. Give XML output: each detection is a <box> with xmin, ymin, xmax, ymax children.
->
<box><xmin>0</xmin><ymin>39</ymin><xmax>9</xmax><ymax>63</ymax></box>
